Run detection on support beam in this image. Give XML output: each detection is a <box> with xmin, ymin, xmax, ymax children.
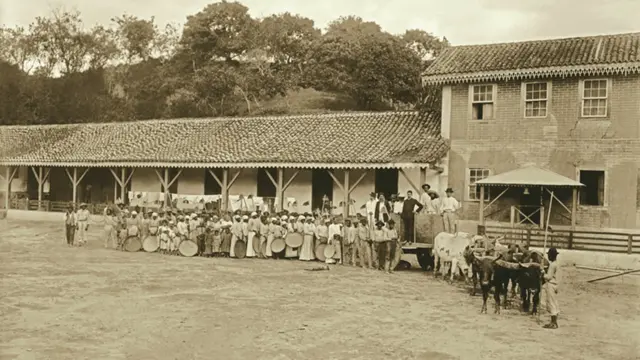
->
<box><xmin>483</xmin><ymin>187</ymin><xmax>508</xmax><ymax>210</ymax></box>
<box><xmin>207</xmin><ymin>169</ymin><xmax>223</xmax><ymax>188</ymax></box>
<box><xmin>348</xmin><ymin>170</ymin><xmax>368</xmax><ymax>195</ymax></box>
<box><xmin>545</xmin><ymin>187</ymin><xmax>571</xmax><ymax>214</ymax></box>
<box><xmin>343</xmin><ymin>170</ymin><xmax>350</xmax><ymax>217</ymax></box>
<box><xmin>30</xmin><ymin>166</ymin><xmax>50</xmax><ymax>209</ymax></box>
<box><xmin>326</xmin><ymin>170</ymin><xmax>344</xmax><ymax>192</ymax></box>
<box><xmin>479</xmin><ymin>185</ymin><xmax>485</xmax><ymax>225</ymax></box>
<box><xmin>264</xmin><ymin>169</ymin><xmax>278</xmax><ymax>188</ymax></box>
<box><xmin>282</xmin><ymin>170</ymin><xmax>300</xmax><ymax>192</ymax></box>
<box><xmin>120</xmin><ymin>168</ymin><xmax>126</xmax><ymax>202</ymax></box>
<box><xmin>277</xmin><ymin>168</ymin><xmax>284</xmax><ymax>211</ymax></box>
<box><xmin>4</xmin><ymin>166</ymin><xmax>17</xmax><ymax>210</ymax></box>
<box><xmin>399</xmin><ymin>168</ymin><xmax>420</xmax><ymax>193</ymax></box>
<box><xmin>571</xmin><ymin>187</ymin><xmax>578</xmax><ymax>229</ymax></box>
<box><xmin>64</xmin><ymin>168</ymin><xmax>91</xmax><ymax>204</ymax></box>
<box><xmin>167</xmin><ymin>169</ymin><xmax>182</xmax><ymax>188</ymax></box>
<box><xmin>222</xmin><ymin>169</ymin><xmax>229</xmax><ymax>212</ymax></box>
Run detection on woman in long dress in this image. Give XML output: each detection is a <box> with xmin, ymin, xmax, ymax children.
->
<box><xmin>230</xmin><ymin>214</ymin><xmax>242</xmax><ymax>257</ymax></box>
<box><xmin>300</xmin><ymin>215</ymin><xmax>316</xmax><ymax>261</ymax></box>
<box><xmin>265</xmin><ymin>217</ymin><xmax>278</xmax><ymax>258</ymax></box>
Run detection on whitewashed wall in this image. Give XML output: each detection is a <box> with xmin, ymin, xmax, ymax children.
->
<box><xmin>128</xmin><ymin>167</ymin><xmax>441</xmax><ymax>216</ymax></box>
<box><xmin>0</xmin><ymin>166</ymin><xmax>31</xmax><ymax>193</ymax></box>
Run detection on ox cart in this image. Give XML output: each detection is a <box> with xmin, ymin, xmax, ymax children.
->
<box><xmin>400</xmin><ymin>213</ymin><xmax>442</xmax><ymax>271</ymax></box>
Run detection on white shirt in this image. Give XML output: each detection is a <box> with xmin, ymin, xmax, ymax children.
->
<box><xmin>440</xmin><ymin>196</ymin><xmax>460</xmax><ymax>212</ymax></box>
<box><xmin>419</xmin><ymin>193</ymin><xmax>436</xmax><ymax>213</ymax></box>
<box><xmin>392</xmin><ymin>201</ymin><xmax>403</xmax><ymax>214</ymax></box>
<box><xmin>328</xmin><ymin>223</ymin><xmax>342</xmax><ymax>240</ymax></box>
<box><xmin>365</xmin><ymin>199</ymin><xmax>377</xmax><ymax>215</ymax></box>
<box><xmin>377</xmin><ymin>202</ymin><xmax>389</xmax><ymax>221</ymax></box>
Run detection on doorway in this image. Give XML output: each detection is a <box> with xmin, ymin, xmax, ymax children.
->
<box><xmin>312</xmin><ymin>169</ymin><xmax>333</xmax><ymax>212</ymax></box>
<box><xmin>374</xmin><ymin>169</ymin><xmax>399</xmax><ymax>199</ymax></box>
<box><xmin>519</xmin><ymin>186</ymin><xmax>541</xmax><ymax>225</ymax></box>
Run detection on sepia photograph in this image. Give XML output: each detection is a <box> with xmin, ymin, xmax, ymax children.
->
<box><xmin>1</xmin><ymin>0</ymin><xmax>639</xmax><ymax>359</ymax></box>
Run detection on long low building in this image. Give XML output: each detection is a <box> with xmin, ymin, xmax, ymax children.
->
<box><xmin>0</xmin><ymin>111</ymin><xmax>449</xmax><ymax>215</ymax></box>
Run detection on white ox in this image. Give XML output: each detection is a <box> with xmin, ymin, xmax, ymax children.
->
<box><xmin>433</xmin><ymin>232</ymin><xmax>484</xmax><ymax>282</ymax></box>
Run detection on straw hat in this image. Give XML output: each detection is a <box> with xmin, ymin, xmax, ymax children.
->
<box><xmin>242</xmin><ymin>215</ymin><xmax>249</xmax><ymax>220</ymax></box>
<box><xmin>250</xmin><ymin>212</ymin><xmax>258</xmax><ymax>217</ymax></box>
<box><xmin>152</xmin><ymin>212</ymin><xmax>158</xmax><ymax>217</ymax></box>
<box><xmin>281</xmin><ymin>215</ymin><xmax>288</xmax><ymax>221</ymax></box>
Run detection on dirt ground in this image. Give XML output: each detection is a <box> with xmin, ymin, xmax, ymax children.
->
<box><xmin>0</xmin><ymin>220</ymin><xmax>638</xmax><ymax>360</ymax></box>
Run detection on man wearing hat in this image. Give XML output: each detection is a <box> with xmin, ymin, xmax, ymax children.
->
<box><xmin>542</xmin><ymin>248</ymin><xmax>560</xmax><ymax>329</ymax></box>
<box><xmin>440</xmin><ymin>188</ymin><xmax>460</xmax><ymax>234</ymax></box>
<box><xmin>401</xmin><ymin>190</ymin><xmax>423</xmax><ymax>244</ymax></box>
<box><xmin>419</xmin><ymin>184</ymin><xmax>435</xmax><ymax>213</ymax></box>
<box><xmin>63</xmin><ymin>203</ymin><xmax>78</xmax><ymax>247</ymax></box>
<box><xmin>76</xmin><ymin>203</ymin><xmax>91</xmax><ymax>246</ymax></box>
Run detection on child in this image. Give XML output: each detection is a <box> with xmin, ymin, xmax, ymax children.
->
<box><xmin>159</xmin><ymin>221</ymin><xmax>169</xmax><ymax>254</ymax></box>
<box><xmin>358</xmin><ymin>218</ymin><xmax>372</xmax><ymax>269</ymax></box>
<box><xmin>384</xmin><ymin>220</ymin><xmax>399</xmax><ymax>274</ymax></box>
<box><xmin>372</xmin><ymin>221</ymin><xmax>386</xmax><ymax>270</ymax></box>
<box><xmin>212</xmin><ymin>228</ymin><xmax>222</xmax><ymax>256</ymax></box>
<box><xmin>220</xmin><ymin>223</ymin><xmax>232</xmax><ymax>257</ymax></box>
<box><xmin>542</xmin><ymin>248</ymin><xmax>560</xmax><ymax>329</ymax></box>
<box><xmin>168</xmin><ymin>221</ymin><xmax>178</xmax><ymax>255</ymax></box>
<box><xmin>203</xmin><ymin>227</ymin><xmax>214</xmax><ymax>257</ymax></box>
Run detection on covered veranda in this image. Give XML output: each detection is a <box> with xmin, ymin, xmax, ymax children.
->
<box><xmin>474</xmin><ymin>165</ymin><xmax>585</xmax><ymax>229</ymax></box>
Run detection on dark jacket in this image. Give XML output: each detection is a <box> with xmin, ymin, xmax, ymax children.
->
<box><xmin>401</xmin><ymin>198</ymin><xmax>424</xmax><ymax>218</ymax></box>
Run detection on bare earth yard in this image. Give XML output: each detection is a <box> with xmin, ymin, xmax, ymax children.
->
<box><xmin>0</xmin><ymin>220</ymin><xmax>638</xmax><ymax>360</ymax></box>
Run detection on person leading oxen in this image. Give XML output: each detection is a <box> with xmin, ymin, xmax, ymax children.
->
<box><xmin>400</xmin><ymin>190</ymin><xmax>423</xmax><ymax>243</ymax></box>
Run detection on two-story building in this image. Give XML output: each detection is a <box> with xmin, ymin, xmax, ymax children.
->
<box><xmin>423</xmin><ymin>32</ymin><xmax>640</xmax><ymax>230</ymax></box>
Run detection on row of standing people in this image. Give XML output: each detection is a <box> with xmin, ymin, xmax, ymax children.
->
<box><xmin>101</xmin><ymin>202</ymin><xmax>406</xmax><ymax>273</ymax></box>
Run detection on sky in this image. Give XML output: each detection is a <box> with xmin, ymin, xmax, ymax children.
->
<box><xmin>1</xmin><ymin>0</ymin><xmax>639</xmax><ymax>45</ymax></box>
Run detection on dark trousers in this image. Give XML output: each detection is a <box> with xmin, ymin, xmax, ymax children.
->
<box><xmin>402</xmin><ymin>216</ymin><xmax>415</xmax><ymax>242</ymax></box>
<box><xmin>65</xmin><ymin>225</ymin><xmax>76</xmax><ymax>245</ymax></box>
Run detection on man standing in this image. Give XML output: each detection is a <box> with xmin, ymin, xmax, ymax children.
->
<box><xmin>365</xmin><ymin>192</ymin><xmax>377</xmax><ymax>230</ymax></box>
<box><xmin>76</xmin><ymin>203</ymin><xmax>91</xmax><ymax>246</ymax></box>
<box><xmin>440</xmin><ymin>188</ymin><xmax>460</xmax><ymax>233</ymax></box>
<box><xmin>63</xmin><ymin>204</ymin><xmax>77</xmax><ymax>247</ymax></box>
<box><xmin>542</xmin><ymin>248</ymin><xmax>560</xmax><ymax>329</ymax></box>
<box><xmin>401</xmin><ymin>190</ymin><xmax>423</xmax><ymax>243</ymax></box>
<box><xmin>419</xmin><ymin>184</ymin><xmax>433</xmax><ymax>211</ymax></box>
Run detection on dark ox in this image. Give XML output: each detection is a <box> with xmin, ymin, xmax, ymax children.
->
<box><xmin>474</xmin><ymin>250</ymin><xmax>543</xmax><ymax>315</ymax></box>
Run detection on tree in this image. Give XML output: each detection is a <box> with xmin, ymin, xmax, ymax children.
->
<box><xmin>112</xmin><ymin>14</ymin><xmax>158</xmax><ymax>63</ymax></box>
<box><xmin>31</xmin><ymin>8</ymin><xmax>94</xmax><ymax>75</ymax></box>
<box><xmin>0</xmin><ymin>26</ymin><xmax>39</xmax><ymax>73</ymax></box>
<box><xmin>86</xmin><ymin>25</ymin><xmax>119</xmax><ymax>69</ymax></box>
<box><xmin>308</xmin><ymin>17</ymin><xmax>423</xmax><ymax>109</ymax></box>
<box><xmin>401</xmin><ymin>29</ymin><xmax>450</xmax><ymax>61</ymax></box>
<box><xmin>180</xmin><ymin>1</ymin><xmax>257</xmax><ymax>66</ymax></box>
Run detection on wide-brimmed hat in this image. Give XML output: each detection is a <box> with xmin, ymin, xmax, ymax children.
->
<box><xmin>548</xmin><ymin>248</ymin><xmax>558</xmax><ymax>256</ymax></box>
<box><xmin>445</xmin><ymin>188</ymin><xmax>454</xmax><ymax>193</ymax></box>
<box><xmin>421</xmin><ymin>183</ymin><xmax>431</xmax><ymax>190</ymax></box>
<box><xmin>79</xmin><ymin>203</ymin><xmax>87</xmax><ymax>208</ymax></box>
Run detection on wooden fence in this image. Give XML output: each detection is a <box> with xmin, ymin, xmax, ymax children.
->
<box><xmin>481</xmin><ymin>225</ymin><xmax>640</xmax><ymax>255</ymax></box>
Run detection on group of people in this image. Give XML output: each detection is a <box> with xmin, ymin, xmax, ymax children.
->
<box><xmin>62</xmin><ymin>184</ymin><xmax>463</xmax><ymax>273</ymax></box>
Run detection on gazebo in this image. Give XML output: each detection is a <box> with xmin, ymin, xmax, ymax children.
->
<box><xmin>474</xmin><ymin>165</ymin><xmax>585</xmax><ymax>229</ymax></box>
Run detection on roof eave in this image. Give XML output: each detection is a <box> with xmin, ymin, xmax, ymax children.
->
<box><xmin>0</xmin><ymin>161</ymin><xmax>439</xmax><ymax>169</ymax></box>
<box><xmin>422</xmin><ymin>62</ymin><xmax>640</xmax><ymax>85</ymax></box>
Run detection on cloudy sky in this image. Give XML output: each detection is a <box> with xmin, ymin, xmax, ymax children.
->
<box><xmin>1</xmin><ymin>0</ymin><xmax>639</xmax><ymax>45</ymax></box>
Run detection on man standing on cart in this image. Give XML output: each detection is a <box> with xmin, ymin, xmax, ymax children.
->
<box><xmin>401</xmin><ymin>190</ymin><xmax>423</xmax><ymax>244</ymax></box>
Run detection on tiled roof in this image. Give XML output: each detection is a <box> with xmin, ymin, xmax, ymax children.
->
<box><xmin>0</xmin><ymin>112</ymin><xmax>448</xmax><ymax>169</ymax></box>
<box><xmin>423</xmin><ymin>32</ymin><xmax>640</xmax><ymax>84</ymax></box>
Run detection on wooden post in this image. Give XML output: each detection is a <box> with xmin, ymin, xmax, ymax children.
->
<box><xmin>419</xmin><ymin>167</ymin><xmax>427</xmax><ymax>188</ymax></box>
<box><xmin>571</xmin><ymin>187</ymin><xmax>578</xmax><ymax>229</ymax></box>
<box><xmin>72</xmin><ymin>168</ymin><xmax>78</xmax><ymax>203</ymax></box>
<box><xmin>164</xmin><ymin>168</ymin><xmax>169</xmax><ymax>205</ymax></box>
<box><xmin>628</xmin><ymin>234</ymin><xmax>633</xmax><ymax>254</ymax></box>
<box><xmin>343</xmin><ymin>170</ymin><xmax>350</xmax><ymax>217</ymax></box>
<box><xmin>540</xmin><ymin>206</ymin><xmax>545</xmax><ymax>229</ymax></box>
<box><xmin>479</xmin><ymin>185</ymin><xmax>485</xmax><ymax>225</ymax></box>
<box><xmin>222</xmin><ymin>169</ymin><xmax>229</xmax><ymax>212</ymax></box>
<box><xmin>277</xmin><ymin>168</ymin><xmax>284</xmax><ymax>212</ymax></box>
<box><xmin>4</xmin><ymin>166</ymin><xmax>17</xmax><ymax>210</ymax></box>
<box><xmin>120</xmin><ymin>168</ymin><xmax>126</xmax><ymax>202</ymax></box>
<box><xmin>30</xmin><ymin>166</ymin><xmax>50</xmax><ymax>211</ymax></box>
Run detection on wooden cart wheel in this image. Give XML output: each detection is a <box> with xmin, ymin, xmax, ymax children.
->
<box><xmin>416</xmin><ymin>249</ymin><xmax>434</xmax><ymax>271</ymax></box>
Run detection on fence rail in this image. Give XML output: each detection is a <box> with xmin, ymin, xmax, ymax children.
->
<box><xmin>481</xmin><ymin>225</ymin><xmax>639</xmax><ymax>255</ymax></box>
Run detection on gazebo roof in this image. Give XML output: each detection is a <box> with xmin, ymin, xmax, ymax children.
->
<box><xmin>475</xmin><ymin>165</ymin><xmax>584</xmax><ymax>187</ymax></box>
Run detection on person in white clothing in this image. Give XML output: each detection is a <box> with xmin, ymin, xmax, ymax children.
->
<box><xmin>365</xmin><ymin>192</ymin><xmax>377</xmax><ymax>230</ymax></box>
<box><xmin>440</xmin><ymin>188</ymin><xmax>460</xmax><ymax>233</ymax></box>
<box><xmin>76</xmin><ymin>203</ymin><xmax>91</xmax><ymax>246</ymax></box>
<box><xmin>420</xmin><ymin>184</ymin><xmax>438</xmax><ymax>214</ymax></box>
